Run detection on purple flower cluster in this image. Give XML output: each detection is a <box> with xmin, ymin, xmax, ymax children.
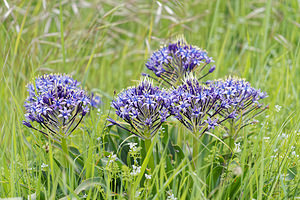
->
<box><xmin>108</xmin><ymin>79</ymin><xmax>172</xmax><ymax>139</ymax></box>
<box><xmin>108</xmin><ymin>40</ymin><xmax>268</xmax><ymax>140</ymax></box>
<box><xmin>23</xmin><ymin>74</ymin><xmax>100</xmax><ymax>139</ymax></box>
<box><xmin>144</xmin><ymin>39</ymin><xmax>215</xmax><ymax>86</ymax></box>
<box><xmin>109</xmin><ymin>76</ymin><xmax>268</xmax><ymax>138</ymax></box>
<box><xmin>206</xmin><ymin>77</ymin><xmax>268</xmax><ymax>129</ymax></box>
<box><xmin>167</xmin><ymin>77</ymin><xmax>268</xmax><ymax>135</ymax></box>
<box><xmin>169</xmin><ymin>77</ymin><xmax>230</xmax><ymax>134</ymax></box>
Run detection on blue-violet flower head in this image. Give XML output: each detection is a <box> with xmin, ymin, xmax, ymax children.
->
<box><xmin>206</xmin><ymin>77</ymin><xmax>268</xmax><ymax>127</ymax></box>
<box><xmin>144</xmin><ymin>38</ymin><xmax>214</xmax><ymax>87</ymax></box>
<box><xmin>23</xmin><ymin>74</ymin><xmax>99</xmax><ymax>139</ymax></box>
<box><xmin>109</xmin><ymin>78</ymin><xmax>172</xmax><ymax>139</ymax></box>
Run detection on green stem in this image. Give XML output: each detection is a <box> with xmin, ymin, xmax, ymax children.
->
<box><xmin>144</xmin><ymin>138</ymin><xmax>155</xmax><ymax>172</ymax></box>
<box><xmin>61</xmin><ymin>137</ymin><xmax>68</xmax><ymax>166</ymax></box>
<box><xmin>229</xmin><ymin>120</ymin><xmax>235</xmax><ymax>150</ymax></box>
<box><xmin>229</xmin><ymin>136</ymin><xmax>234</xmax><ymax>151</ymax></box>
<box><xmin>192</xmin><ymin>135</ymin><xmax>199</xmax><ymax>169</ymax></box>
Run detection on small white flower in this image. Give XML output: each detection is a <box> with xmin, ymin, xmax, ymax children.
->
<box><xmin>234</xmin><ymin>142</ymin><xmax>241</xmax><ymax>153</ymax></box>
<box><xmin>128</xmin><ymin>142</ymin><xmax>138</xmax><ymax>152</ymax></box>
<box><xmin>131</xmin><ymin>165</ymin><xmax>141</xmax><ymax>176</ymax></box>
<box><xmin>263</xmin><ymin>137</ymin><xmax>270</xmax><ymax>140</ymax></box>
<box><xmin>291</xmin><ymin>151</ymin><xmax>299</xmax><ymax>157</ymax></box>
<box><xmin>108</xmin><ymin>153</ymin><xmax>117</xmax><ymax>164</ymax></box>
<box><xmin>274</xmin><ymin>148</ymin><xmax>278</xmax><ymax>153</ymax></box>
<box><xmin>135</xmin><ymin>191</ymin><xmax>141</xmax><ymax>197</ymax></box>
<box><xmin>271</xmin><ymin>154</ymin><xmax>277</xmax><ymax>158</ymax></box>
<box><xmin>145</xmin><ymin>174</ymin><xmax>152</xmax><ymax>179</ymax></box>
<box><xmin>41</xmin><ymin>163</ymin><xmax>48</xmax><ymax>168</ymax></box>
<box><xmin>167</xmin><ymin>190</ymin><xmax>177</xmax><ymax>200</ymax></box>
<box><xmin>275</xmin><ymin>105</ymin><xmax>281</xmax><ymax>112</ymax></box>
<box><xmin>280</xmin><ymin>133</ymin><xmax>288</xmax><ymax>139</ymax></box>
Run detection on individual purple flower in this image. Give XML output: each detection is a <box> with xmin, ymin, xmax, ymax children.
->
<box><xmin>22</xmin><ymin>74</ymin><xmax>100</xmax><ymax>140</ymax></box>
<box><xmin>91</xmin><ymin>93</ymin><xmax>101</xmax><ymax>108</ymax></box>
<box><xmin>144</xmin><ymin>38</ymin><xmax>215</xmax><ymax>87</ymax></box>
<box><xmin>108</xmin><ymin>78</ymin><xmax>172</xmax><ymax>139</ymax></box>
<box><xmin>58</xmin><ymin>107</ymin><xmax>72</xmax><ymax>120</ymax></box>
<box><xmin>205</xmin><ymin>117</ymin><xmax>218</xmax><ymax>130</ymax></box>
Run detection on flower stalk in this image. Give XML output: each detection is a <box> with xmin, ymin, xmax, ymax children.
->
<box><xmin>144</xmin><ymin>137</ymin><xmax>155</xmax><ymax>173</ymax></box>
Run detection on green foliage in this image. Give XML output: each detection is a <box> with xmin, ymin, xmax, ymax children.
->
<box><xmin>0</xmin><ymin>0</ymin><xmax>299</xmax><ymax>199</ymax></box>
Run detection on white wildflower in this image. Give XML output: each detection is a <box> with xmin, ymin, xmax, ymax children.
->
<box><xmin>131</xmin><ymin>165</ymin><xmax>141</xmax><ymax>176</ymax></box>
<box><xmin>135</xmin><ymin>191</ymin><xmax>141</xmax><ymax>197</ymax></box>
<box><xmin>291</xmin><ymin>151</ymin><xmax>299</xmax><ymax>157</ymax></box>
<box><xmin>108</xmin><ymin>153</ymin><xmax>117</xmax><ymax>164</ymax></box>
<box><xmin>234</xmin><ymin>142</ymin><xmax>241</xmax><ymax>153</ymax></box>
<box><xmin>291</xmin><ymin>146</ymin><xmax>295</xmax><ymax>150</ymax></box>
<box><xmin>41</xmin><ymin>163</ymin><xmax>48</xmax><ymax>168</ymax></box>
<box><xmin>145</xmin><ymin>174</ymin><xmax>152</xmax><ymax>179</ymax></box>
<box><xmin>275</xmin><ymin>105</ymin><xmax>281</xmax><ymax>112</ymax></box>
<box><xmin>128</xmin><ymin>142</ymin><xmax>138</xmax><ymax>152</ymax></box>
<box><xmin>167</xmin><ymin>190</ymin><xmax>177</xmax><ymax>200</ymax></box>
<box><xmin>271</xmin><ymin>154</ymin><xmax>278</xmax><ymax>158</ymax></box>
<box><xmin>280</xmin><ymin>133</ymin><xmax>288</xmax><ymax>139</ymax></box>
<box><xmin>97</xmin><ymin>108</ymin><xmax>101</xmax><ymax>115</ymax></box>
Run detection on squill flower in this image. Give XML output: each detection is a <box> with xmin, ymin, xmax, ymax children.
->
<box><xmin>206</xmin><ymin>77</ymin><xmax>268</xmax><ymax>132</ymax></box>
<box><xmin>169</xmin><ymin>77</ymin><xmax>233</xmax><ymax>135</ymax></box>
<box><xmin>144</xmin><ymin>38</ymin><xmax>215</xmax><ymax>87</ymax></box>
<box><xmin>108</xmin><ymin>78</ymin><xmax>172</xmax><ymax>139</ymax></box>
<box><xmin>22</xmin><ymin>74</ymin><xmax>100</xmax><ymax>140</ymax></box>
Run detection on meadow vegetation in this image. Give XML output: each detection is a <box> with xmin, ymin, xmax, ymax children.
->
<box><xmin>0</xmin><ymin>0</ymin><xmax>299</xmax><ymax>199</ymax></box>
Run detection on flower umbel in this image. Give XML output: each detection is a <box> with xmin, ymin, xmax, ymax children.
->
<box><xmin>108</xmin><ymin>78</ymin><xmax>172</xmax><ymax>139</ymax></box>
<box><xmin>169</xmin><ymin>77</ymin><xmax>232</xmax><ymax>135</ymax></box>
<box><xmin>206</xmin><ymin>77</ymin><xmax>268</xmax><ymax>132</ymax></box>
<box><xmin>23</xmin><ymin>74</ymin><xmax>99</xmax><ymax>140</ymax></box>
<box><xmin>144</xmin><ymin>38</ymin><xmax>214</xmax><ymax>87</ymax></box>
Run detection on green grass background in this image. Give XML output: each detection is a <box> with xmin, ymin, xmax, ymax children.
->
<box><xmin>0</xmin><ymin>0</ymin><xmax>299</xmax><ymax>199</ymax></box>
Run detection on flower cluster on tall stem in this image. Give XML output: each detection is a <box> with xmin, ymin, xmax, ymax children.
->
<box><xmin>169</xmin><ymin>77</ymin><xmax>235</xmax><ymax>136</ymax></box>
<box><xmin>206</xmin><ymin>77</ymin><xmax>268</xmax><ymax>133</ymax></box>
<box><xmin>22</xmin><ymin>74</ymin><xmax>100</xmax><ymax>141</ymax></box>
<box><xmin>108</xmin><ymin>78</ymin><xmax>172</xmax><ymax>139</ymax></box>
<box><xmin>144</xmin><ymin>38</ymin><xmax>215</xmax><ymax>87</ymax></box>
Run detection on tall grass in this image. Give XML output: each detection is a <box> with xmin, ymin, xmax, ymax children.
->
<box><xmin>0</xmin><ymin>0</ymin><xmax>299</xmax><ymax>199</ymax></box>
